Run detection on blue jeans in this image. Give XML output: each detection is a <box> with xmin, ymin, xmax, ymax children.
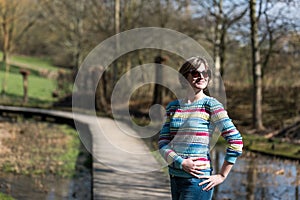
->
<box><xmin>170</xmin><ymin>175</ymin><xmax>214</xmax><ymax>200</ymax></box>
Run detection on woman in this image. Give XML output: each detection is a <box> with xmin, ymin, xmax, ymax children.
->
<box><xmin>158</xmin><ymin>56</ymin><xmax>243</xmax><ymax>200</ymax></box>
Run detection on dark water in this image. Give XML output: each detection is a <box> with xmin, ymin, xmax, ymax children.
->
<box><xmin>0</xmin><ymin>175</ymin><xmax>72</xmax><ymax>199</ymax></box>
<box><xmin>0</xmin><ymin>170</ymin><xmax>91</xmax><ymax>199</ymax></box>
<box><xmin>211</xmin><ymin>146</ymin><xmax>300</xmax><ymax>200</ymax></box>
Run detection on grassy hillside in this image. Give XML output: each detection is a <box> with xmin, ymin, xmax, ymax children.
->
<box><xmin>0</xmin><ymin>71</ymin><xmax>56</xmax><ymax>102</ymax></box>
<box><xmin>0</xmin><ymin>54</ymin><xmax>67</xmax><ymax>107</ymax></box>
<box><xmin>0</xmin><ymin>52</ymin><xmax>59</xmax><ymax>72</ymax></box>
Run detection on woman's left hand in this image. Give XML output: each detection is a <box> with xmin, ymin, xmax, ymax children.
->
<box><xmin>198</xmin><ymin>174</ymin><xmax>226</xmax><ymax>191</ymax></box>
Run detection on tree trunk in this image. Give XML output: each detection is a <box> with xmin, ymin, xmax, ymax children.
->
<box><xmin>152</xmin><ymin>56</ymin><xmax>164</xmax><ymax>106</ymax></box>
<box><xmin>219</xmin><ymin>26</ymin><xmax>226</xmax><ymax>77</ymax></box>
<box><xmin>213</xmin><ymin>0</ymin><xmax>222</xmax><ymax>96</ymax></box>
<box><xmin>74</xmin><ymin>0</ymin><xmax>84</xmax><ymax>73</ymax></box>
<box><xmin>152</xmin><ymin>55</ymin><xmax>165</xmax><ymax>122</ymax></box>
<box><xmin>1</xmin><ymin>20</ymin><xmax>11</xmax><ymax>95</ymax></box>
<box><xmin>113</xmin><ymin>0</ymin><xmax>120</xmax><ymax>86</ymax></box>
<box><xmin>249</xmin><ymin>0</ymin><xmax>264</xmax><ymax>130</ymax></box>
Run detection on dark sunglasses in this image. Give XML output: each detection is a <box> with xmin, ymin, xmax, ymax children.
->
<box><xmin>189</xmin><ymin>69</ymin><xmax>210</xmax><ymax>78</ymax></box>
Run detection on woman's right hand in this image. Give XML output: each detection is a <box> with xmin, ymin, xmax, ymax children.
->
<box><xmin>181</xmin><ymin>157</ymin><xmax>206</xmax><ymax>178</ymax></box>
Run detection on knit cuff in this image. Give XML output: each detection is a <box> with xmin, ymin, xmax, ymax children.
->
<box><xmin>225</xmin><ymin>155</ymin><xmax>237</xmax><ymax>164</ymax></box>
<box><xmin>174</xmin><ymin>156</ymin><xmax>184</xmax><ymax>169</ymax></box>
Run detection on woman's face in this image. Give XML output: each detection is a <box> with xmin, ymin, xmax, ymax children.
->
<box><xmin>187</xmin><ymin>63</ymin><xmax>209</xmax><ymax>91</ymax></box>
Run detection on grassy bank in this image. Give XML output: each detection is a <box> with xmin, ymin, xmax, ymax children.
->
<box><xmin>0</xmin><ymin>120</ymin><xmax>81</xmax><ymax>177</ymax></box>
<box><xmin>0</xmin><ymin>70</ymin><xmax>56</xmax><ymax>106</ymax></box>
<box><xmin>215</xmin><ymin>131</ymin><xmax>300</xmax><ymax>160</ymax></box>
<box><xmin>0</xmin><ymin>54</ymin><xmax>72</xmax><ymax>107</ymax></box>
<box><xmin>241</xmin><ymin>133</ymin><xmax>300</xmax><ymax>160</ymax></box>
<box><xmin>0</xmin><ymin>193</ymin><xmax>14</xmax><ymax>200</ymax></box>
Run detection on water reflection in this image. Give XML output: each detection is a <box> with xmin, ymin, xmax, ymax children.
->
<box><xmin>0</xmin><ymin>174</ymin><xmax>71</xmax><ymax>199</ymax></box>
<box><xmin>211</xmin><ymin>146</ymin><xmax>300</xmax><ymax>200</ymax></box>
<box><xmin>0</xmin><ymin>173</ymin><xmax>91</xmax><ymax>199</ymax></box>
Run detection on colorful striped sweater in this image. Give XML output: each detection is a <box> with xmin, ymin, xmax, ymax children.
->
<box><xmin>158</xmin><ymin>96</ymin><xmax>243</xmax><ymax>178</ymax></box>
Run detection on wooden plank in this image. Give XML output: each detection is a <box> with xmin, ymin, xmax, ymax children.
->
<box><xmin>91</xmin><ymin>117</ymin><xmax>171</xmax><ymax>199</ymax></box>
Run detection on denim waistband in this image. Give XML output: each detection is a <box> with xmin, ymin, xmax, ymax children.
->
<box><xmin>170</xmin><ymin>169</ymin><xmax>212</xmax><ymax>178</ymax></box>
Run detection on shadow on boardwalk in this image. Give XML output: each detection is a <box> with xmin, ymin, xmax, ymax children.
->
<box><xmin>94</xmin><ymin>163</ymin><xmax>170</xmax><ymax>199</ymax></box>
<box><xmin>92</xmin><ymin>117</ymin><xmax>171</xmax><ymax>199</ymax></box>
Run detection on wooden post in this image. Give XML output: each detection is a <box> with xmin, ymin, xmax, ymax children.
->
<box><xmin>19</xmin><ymin>69</ymin><xmax>30</xmax><ymax>104</ymax></box>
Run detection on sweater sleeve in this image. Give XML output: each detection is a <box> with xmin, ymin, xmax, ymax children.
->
<box><xmin>158</xmin><ymin>103</ymin><xmax>184</xmax><ymax>169</ymax></box>
<box><xmin>209</xmin><ymin>98</ymin><xmax>243</xmax><ymax>164</ymax></box>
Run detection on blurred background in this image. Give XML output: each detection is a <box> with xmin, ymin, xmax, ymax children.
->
<box><xmin>0</xmin><ymin>0</ymin><xmax>299</xmax><ymax>199</ymax></box>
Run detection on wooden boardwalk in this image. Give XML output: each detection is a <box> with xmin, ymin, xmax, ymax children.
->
<box><xmin>0</xmin><ymin>106</ymin><xmax>171</xmax><ymax>200</ymax></box>
<box><xmin>91</xmin><ymin>117</ymin><xmax>171</xmax><ymax>199</ymax></box>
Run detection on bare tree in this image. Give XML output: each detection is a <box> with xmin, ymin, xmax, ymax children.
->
<box><xmin>151</xmin><ymin>0</ymin><xmax>171</xmax><ymax>107</ymax></box>
<box><xmin>151</xmin><ymin>0</ymin><xmax>188</xmax><ymax>106</ymax></box>
<box><xmin>0</xmin><ymin>0</ymin><xmax>38</xmax><ymax>94</ymax></box>
<box><xmin>195</xmin><ymin>0</ymin><xmax>248</xmax><ymax>93</ymax></box>
<box><xmin>113</xmin><ymin>0</ymin><xmax>120</xmax><ymax>87</ymax></box>
<box><xmin>250</xmin><ymin>0</ymin><xmax>264</xmax><ymax>130</ymax></box>
<box><xmin>258</xmin><ymin>1</ymin><xmax>299</xmax><ymax>77</ymax></box>
<box><xmin>41</xmin><ymin>0</ymin><xmax>88</xmax><ymax>72</ymax></box>
<box><xmin>247</xmin><ymin>0</ymin><xmax>299</xmax><ymax>130</ymax></box>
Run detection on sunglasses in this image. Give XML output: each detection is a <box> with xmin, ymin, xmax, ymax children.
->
<box><xmin>189</xmin><ymin>69</ymin><xmax>210</xmax><ymax>78</ymax></box>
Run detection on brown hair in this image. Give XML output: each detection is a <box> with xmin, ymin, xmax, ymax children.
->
<box><xmin>178</xmin><ymin>56</ymin><xmax>211</xmax><ymax>85</ymax></box>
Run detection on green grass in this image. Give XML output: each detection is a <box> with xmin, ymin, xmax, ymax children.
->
<box><xmin>0</xmin><ymin>193</ymin><xmax>15</xmax><ymax>200</ymax></box>
<box><xmin>55</xmin><ymin>125</ymin><xmax>81</xmax><ymax>177</ymax></box>
<box><xmin>0</xmin><ymin>52</ymin><xmax>59</xmax><ymax>72</ymax></box>
<box><xmin>0</xmin><ymin>62</ymin><xmax>40</xmax><ymax>76</ymax></box>
<box><xmin>28</xmin><ymin>76</ymin><xmax>56</xmax><ymax>100</ymax></box>
<box><xmin>0</xmin><ymin>70</ymin><xmax>56</xmax><ymax>106</ymax></box>
<box><xmin>0</xmin><ymin>53</ymin><xmax>73</xmax><ymax>107</ymax></box>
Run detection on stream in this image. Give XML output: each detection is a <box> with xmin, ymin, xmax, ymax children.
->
<box><xmin>0</xmin><ymin>175</ymin><xmax>72</xmax><ymax>199</ymax></box>
<box><xmin>211</xmin><ymin>146</ymin><xmax>300</xmax><ymax>200</ymax></box>
<box><xmin>0</xmin><ymin>169</ymin><xmax>91</xmax><ymax>200</ymax></box>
